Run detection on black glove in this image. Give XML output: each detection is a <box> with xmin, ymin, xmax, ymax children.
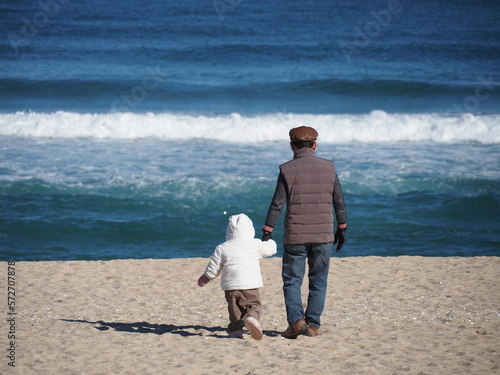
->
<box><xmin>333</xmin><ymin>227</ymin><xmax>346</xmax><ymax>251</ymax></box>
<box><xmin>262</xmin><ymin>229</ymin><xmax>273</xmax><ymax>241</ymax></box>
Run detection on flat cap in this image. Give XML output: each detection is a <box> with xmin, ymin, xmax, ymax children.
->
<box><xmin>289</xmin><ymin>126</ymin><xmax>318</xmax><ymax>142</ymax></box>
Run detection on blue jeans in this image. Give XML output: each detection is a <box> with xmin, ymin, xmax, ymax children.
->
<box><xmin>282</xmin><ymin>242</ymin><xmax>333</xmax><ymax>328</ymax></box>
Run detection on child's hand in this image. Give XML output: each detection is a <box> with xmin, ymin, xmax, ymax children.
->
<box><xmin>197</xmin><ymin>274</ymin><xmax>209</xmax><ymax>287</ymax></box>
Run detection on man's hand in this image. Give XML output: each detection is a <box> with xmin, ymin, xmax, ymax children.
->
<box><xmin>333</xmin><ymin>227</ymin><xmax>346</xmax><ymax>251</ymax></box>
<box><xmin>262</xmin><ymin>229</ymin><xmax>273</xmax><ymax>241</ymax></box>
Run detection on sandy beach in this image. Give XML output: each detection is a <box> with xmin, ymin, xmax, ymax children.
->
<box><xmin>2</xmin><ymin>256</ymin><xmax>498</xmax><ymax>374</ymax></box>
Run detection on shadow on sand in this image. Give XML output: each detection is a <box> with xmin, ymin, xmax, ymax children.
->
<box><xmin>61</xmin><ymin>319</ymin><xmax>281</xmax><ymax>339</ymax></box>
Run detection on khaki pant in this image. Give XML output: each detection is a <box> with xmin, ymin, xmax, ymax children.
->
<box><xmin>224</xmin><ymin>288</ymin><xmax>262</xmax><ymax>332</ymax></box>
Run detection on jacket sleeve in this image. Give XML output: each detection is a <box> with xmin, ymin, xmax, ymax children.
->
<box><xmin>258</xmin><ymin>238</ymin><xmax>277</xmax><ymax>258</ymax></box>
<box><xmin>333</xmin><ymin>173</ymin><xmax>347</xmax><ymax>226</ymax></box>
<box><xmin>264</xmin><ymin>171</ymin><xmax>287</xmax><ymax>229</ymax></box>
<box><xmin>204</xmin><ymin>246</ymin><xmax>224</xmax><ymax>280</ymax></box>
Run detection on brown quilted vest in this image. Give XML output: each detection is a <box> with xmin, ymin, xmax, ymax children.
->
<box><xmin>280</xmin><ymin>147</ymin><xmax>335</xmax><ymax>245</ymax></box>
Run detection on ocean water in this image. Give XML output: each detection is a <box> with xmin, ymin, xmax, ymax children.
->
<box><xmin>1</xmin><ymin>0</ymin><xmax>499</xmax><ymax>260</ymax></box>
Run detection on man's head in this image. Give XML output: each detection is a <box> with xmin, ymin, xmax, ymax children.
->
<box><xmin>289</xmin><ymin>126</ymin><xmax>318</xmax><ymax>150</ymax></box>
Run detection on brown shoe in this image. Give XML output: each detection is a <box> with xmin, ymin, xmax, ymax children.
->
<box><xmin>281</xmin><ymin>318</ymin><xmax>308</xmax><ymax>339</ymax></box>
<box><xmin>304</xmin><ymin>324</ymin><xmax>321</xmax><ymax>337</ymax></box>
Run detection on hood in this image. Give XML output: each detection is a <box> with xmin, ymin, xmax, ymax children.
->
<box><xmin>225</xmin><ymin>213</ymin><xmax>256</xmax><ymax>241</ymax></box>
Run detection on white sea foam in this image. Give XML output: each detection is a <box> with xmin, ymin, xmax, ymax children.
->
<box><xmin>1</xmin><ymin>110</ymin><xmax>499</xmax><ymax>143</ymax></box>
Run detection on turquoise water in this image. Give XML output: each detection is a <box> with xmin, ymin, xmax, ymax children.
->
<box><xmin>1</xmin><ymin>138</ymin><xmax>498</xmax><ymax>260</ymax></box>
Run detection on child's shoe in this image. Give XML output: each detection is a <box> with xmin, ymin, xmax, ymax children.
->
<box><xmin>244</xmin><ymin>317</ymin><xmax>263</xmax><ymax>340</ymax></box>
<box><xmin>228</xmin><ymin>329</ymin><xmax>245</xmax><ymax>339</ymax></box>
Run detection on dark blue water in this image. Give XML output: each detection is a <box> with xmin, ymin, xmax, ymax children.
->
<box><xmin>2</xmin><ymin>0</ymin><xmax>499</xmax><ymax>114</ymax></box>
<box><xmin>0</xmin><ymin>0</ymin><xmax>499</xmax><ymax>260</ymax></box>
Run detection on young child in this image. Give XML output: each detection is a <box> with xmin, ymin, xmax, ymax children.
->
<box><xmin>197</xmin><ymin>213</ymin><xmax>277</xmax><ymax>339</ymax></box>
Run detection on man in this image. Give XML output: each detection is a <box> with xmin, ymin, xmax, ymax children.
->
<box><xmin>262</xmin><ymin>125</ymin><xmax>347</xmax><ymax>339</ymax></box>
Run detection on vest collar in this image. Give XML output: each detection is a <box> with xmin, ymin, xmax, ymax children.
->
<box><xmin>293</xmin><ymin>147</ymin><xmax>316</xmax><ymax>159</ymax></box>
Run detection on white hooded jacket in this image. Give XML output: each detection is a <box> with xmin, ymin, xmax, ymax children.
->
<box><xmin>204</xmin><ymin>213</ymin><xmax>277</xmax><ymax>291</ymax></box>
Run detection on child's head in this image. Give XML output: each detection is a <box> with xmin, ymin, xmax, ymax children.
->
<box><xmin>225</xmin><ymin>213</ymin><xmax>255</xmax><ymax>240</ymax></box>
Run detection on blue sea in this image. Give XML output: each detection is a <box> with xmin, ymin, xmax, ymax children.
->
<box><xmin>1</xmin><ymin>0</ymin><xmax>499</xmax><ymax>261</ymax></box>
